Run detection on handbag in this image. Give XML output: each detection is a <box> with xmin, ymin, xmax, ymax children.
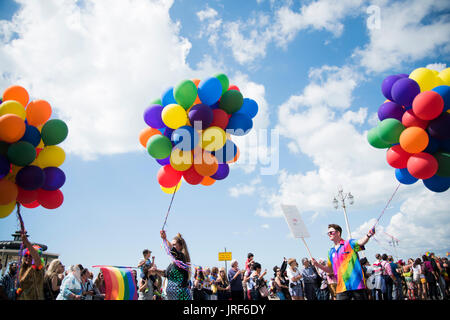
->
<box><xmin>258</xmin><ymin>285</ymin><xmax>269</xmax><ymax>298</ymax></box>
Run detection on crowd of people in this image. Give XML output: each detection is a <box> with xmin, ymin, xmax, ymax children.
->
<box><xmin>0</xmin><ymin>228</ymin><xmax>448</xmax><ymax>301</ymax></box>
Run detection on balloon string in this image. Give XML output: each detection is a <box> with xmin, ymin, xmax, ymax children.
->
<box><xmin>161</xmin><ymin>183</ymin><xmax>179</xmax><ymax>231</ymax></box>
<box><xmin>372</xmin><ymin>183</ymin><xmax>401</xmax><ymax>229</ymax></box>
<box><xmin>15</xmin><ymin>203</ymin><xmax>25</xmax><ymax>289</ymax></box>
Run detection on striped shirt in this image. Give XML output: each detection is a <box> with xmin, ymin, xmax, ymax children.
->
<box><xmin>327</xmin><ymin>239</ymin><xmax>365</xmax><ymax>294</ymax></box>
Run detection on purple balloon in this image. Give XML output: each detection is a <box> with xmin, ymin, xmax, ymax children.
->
<box><xmin>210</xmin><ymin>163</ymin><xmax>229</xmax><ymax>180</ymax></box>
<box><xmin>143</xmin><ymin>104</ymin><xmax>165</xmax><ymax>128</ymax></box>
<box><xmin>188</xmin><ymin>104</ymin><xmax>213</xmax><ymax>130</ymax></box>
<box><xmin>42</xmin><ymin>167</ymin><xmax>66</xmax><ymax>191</ymax></box>
<box><xmin>391</xmin><ymin>78</ymin><xmax>420</xmax><ymax>108</ymax></box>
<box><xmin>377</xmin><ymin>101</ymin><xmax>405</xmax><ymax>121</ymax></box>
<box><xmin>16</xmin><ymin>166</ymin><xmax>45</xmax><ymax>191</ymax></box>
<box><xmin>156</xmin><ymin>156</ymin><xmax>170</xmax><ymax>166</ymax></box>
<box><xmin>428</xmin><ymin>112</ymin><xmax>450</xmax><ymax>140</ymax></box>
<box><xmin>0</xmin><ymin>154</ymin><xmax>9</xmax><ymax>179</ymax></box>
<box><xmin>381</xmin><ymin>75</ymin><xmax>402</xmax><ymax>101</ymax></box>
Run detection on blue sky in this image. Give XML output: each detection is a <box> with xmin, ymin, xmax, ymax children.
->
<box><xmin>1</xmin><ymin>0</ymin><xmax>449</xmax><ymax>277</ymax></box>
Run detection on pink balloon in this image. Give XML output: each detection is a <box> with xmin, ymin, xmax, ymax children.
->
<box><xmin>407</xmin><ymin>153</ymin><xmax>438</xmax><ymax>180</ymax></box>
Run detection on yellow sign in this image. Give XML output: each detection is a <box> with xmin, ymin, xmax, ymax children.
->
<box><xmin>218</xmin><ymin>252</ymin><xmax>232</xmax><ymax>261</ymax></box>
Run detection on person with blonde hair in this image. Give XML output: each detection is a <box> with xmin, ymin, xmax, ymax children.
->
<box><xmin>44</xmin><ymin>259</ymin><xmax>64</xmax><ymax>300</ymax></box>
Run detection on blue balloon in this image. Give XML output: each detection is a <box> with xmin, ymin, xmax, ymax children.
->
<box><xmin>432</xmin><ymin>85</ymin><xmax>450</xmax><ymax>111</ymax></box>
<box><xmin>0</xmin><ymin>154</ymin><xmax>10</xmax><ymax>179</ymax></box>
<box><xmin>210</xmin><ymin>101</ymin><xmax>220</xmax><ymax>110</ymax></box>
<box><xmin>161</xmin><ymin>87</ymin><xmax>177</xmax><ymax>106</ymax></box>
<box><xmin>198</xmin><ymin>77</ymin><xmax>223</xmax><ymax>106</ymax></box>
<box><xmin>15</xmin><ymin>166</ymin><xmax>45</xmax><ymax>190</ymax></box>
<box><xmin>20</xmin><ymin>125</ymin><xmax>41</xmax><ymax>147</ymax></box>
<box><xmin>213</xmin><ymin>140</ymin><xmax>237</xmax><ymax>163</ymax></box>
<box><xmin>237</xmin><ymin>98</ymin><xmax>258</xmax><ymax>118</ymax></box>
<box><xmin>171</xmin><ymin>126</ymin><xmax>199</xmax><ymax>151</ymax></box>
<box><xmin>423</xmin><ymin>137</ymin><xmax>440</xmax><ymax>154</ymax></box>
<box><xmin>423</xmin><ymin>175</ymin><xmax>450</xmax><ymax>193</ymax></box>
<box><xmin>211</xmin><ymin>163</ymin><xmax>229</xmax><ymax>180</ymax></box>
<box><xmin>226</xmin><ymin>113</ymin><xmax>253</xmax><ymax>136</ymax></box>
<box><xmin>395</xmin><ymin>168</ymin><xmax>418</xmax><ymax>185</ymax></box>
<box><xmin>42</xmin><ymin>167</ymin><xmax>66</xmax><ymax>191</ymax></box>
<box><xmin>156</xmin><ymin>156</ymin><xmax>170</xmax><ymax>166</ymax></box>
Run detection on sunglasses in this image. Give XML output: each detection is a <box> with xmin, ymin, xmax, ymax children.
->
<box><xmin>327</xmin><ymin>231</ymin><xmax>337</xmax><ymax>236</ymax></box>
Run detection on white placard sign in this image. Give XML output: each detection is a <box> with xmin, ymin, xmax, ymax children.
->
<box><xmin>281</xmin><ymin>204</ymin><xmax>310</xmax><ymax>239</ymax></box>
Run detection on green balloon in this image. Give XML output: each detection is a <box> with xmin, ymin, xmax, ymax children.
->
<box><xmin>367</xmin><ymin>127</ymin><xmax>391</xmax><ymax>149</ymax></box>
<box><xmin>434</xmin><ymin>152</ymin><xmax>450</xmax><ymax>177</ymax></box>
<box><xmin>7</xmin><ymin>141</ymin><xmax>36</xmax><ymax>166</ymax></box>
<box><xmin>147</xmin><ymin>135</ymin><xmax>172</xmax><ymax>159</ymax></box>
<box><xmin>219</xmin><ymin>89</ymin><xmax>244</xmax><ymax>114</ymax></box>
<box><xmin>377</xmin><ymin>118</ymin><xmax>405</xmax><ymax>144</ymax></box>
<box><xmin>41</xmin><ymin>119</ymin><xmax>68</xmax><ymax>146</ymax></box>
<box><xmin>150</xmin><ymin>98</ymin><xmax>162</xmax><ymax>105</ymax></box>
<box><xmin>174</xmin><ymin>80</ymin><xmax>197</xmax><ymax>110</ymax></box>
<box><xmin>215</xmin><ymin>73</ymin><xmax>229</xmax><ymax>94</ymax></box>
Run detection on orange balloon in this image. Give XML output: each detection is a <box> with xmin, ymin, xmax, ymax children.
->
<box><xmin>193</xmin><ymin>151</ymin><xmax>218</xmax><ymax>176</ymax></box>
<box><xmin>2</xmin><ymin>85</ymin><xmax>29</xmax><ymax>107</ymax></box>
<box><xmin>200</xmin><ymin>176</ymin><xmax>216</xmax><ymax>186</ymax></box>
<box><xmin>0</xmin><ymin>178</ymin><xmax>18</xmax><ymax>205</ymax></box>
<box><xmin>25</xmin><ymin>99</ymin><xmax>52</xmax><ymax>127</ymax></box>
<box><xmin>139</xmin><ymin>127</ymin><xmax>161</xmax><ymax>148</ymax></box>
<box><xmin>0</xmin><ymin>114</ymin><xmax>26</xmax><ymax>143</ymax></box>
<box><xmin>399</xmin><ymin>127</ymin><xmax>429</xmax><ymax>154</ymax></box>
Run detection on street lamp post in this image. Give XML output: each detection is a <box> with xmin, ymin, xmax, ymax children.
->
<box><xmin>333</xmin><ymin>187</ymin><xmax>354</xmax><ymax>239</ymax></box>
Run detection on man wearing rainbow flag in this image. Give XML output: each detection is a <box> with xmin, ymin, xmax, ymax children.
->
<box><xmin>312</xmin><ymin>224</ymin><xmax>375</xmax><ymax>300</ymax></box>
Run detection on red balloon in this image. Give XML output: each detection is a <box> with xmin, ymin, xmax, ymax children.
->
<box><xmin>401</xmin><ymin>109</ymin><xmax>429</xmax><ymax>129</ymax></box>
<box><xmin>412</xmin><ymin>91</ymin><xmax>444</xmax><ymax>120</ymax></box>
<box><xmin>22</xmin><ymin>200</ymin><xmax>40</xmax><ymax>209</ymax></box>
<box><xmin>210</xmin><ymin>109</ymin><xmax>229</xmax><ymax>130</ymax></box>
<box><xmin>37</xmin><ymin>189</ymin><xmax>64</xmax><ymax>209</ymax></box>
<box><xmin>17</xmin><ymin>187</ymin><xmax>38</xmax><ymax>204</ymax></box>
<box><xmin>157</xmin><ymin>165</ymin><xmax>182</xmax><ymax>188</ymax></box>
<box><xmin>183</xmin><ymin>166</ymin><xmax>204</xmax><ymax>185</ymax></box>
<box><xmin>386</xmin><ymin>145</ymin><xmax>411</xmax><ymax>169</ymax></box>
<box><xmin>228</xmin><ymin>85</ymin><xmax>240</xmax><ymax>92</ymax></box>
<box><xmin>407</xmin><ymin>152</ymin><xmax>438</xmax><ymax>180</ymax></box>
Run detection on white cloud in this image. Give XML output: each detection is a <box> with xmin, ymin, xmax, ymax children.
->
<box><xmin>0</xmin><ymin>0</ymin><xmax>269</xmax><ymax>161</ymax></box>
<box><xmin>261</xmin><ymin>224</ymin><xmax>270</xmax><ymax>229</ymax></box>
<box><xmin>426</xmin><ymin>63</ymin><xmax>447</xmax><ymax>72</ymax></box>
<box><xmin>196</xmin><ymin>7</ymin><xmax>218</xmax><ymax>21</ymax></box>
<box><xmin>229</xmin><ymin>177</ymin><xmax>262</xmax><ymax>198</ymax></box>
<box><xmin>354</xmin><ymin>0</ymin><xmax>450</xmax><ymax>73</ymax></box>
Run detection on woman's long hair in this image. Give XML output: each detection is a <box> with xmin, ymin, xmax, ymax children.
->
<box><xmin>218</xmin><ymin>267</ymin><xmax>229</xmax><ymax>285</ymax></box>
<box><xmin>174</xmin><ymin>233</ymin><xmax>191</xmax><ymax>279</ymax></box>
<box><xmin>45</xmin><ymin>259</ymin><xmax>61</xmax><ymax>281</ymax></box>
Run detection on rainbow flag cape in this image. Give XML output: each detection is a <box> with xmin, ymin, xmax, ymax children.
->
<box><xmin>93</xmin><ymin>266</ymin><xmax>138</xmax><ymax>300</ymax></box>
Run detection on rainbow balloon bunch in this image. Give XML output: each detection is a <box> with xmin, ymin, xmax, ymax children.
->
<box><xmin>368</xmin><ymin>67</ymin><xmax>450</xmax><ymax>192</ymax></box>
<box><xmin>0</xmin><ymin>85</ymin><xmax>68</xmax><ymax>218</ymax></box>
<box><xmin>139</xmin><ymin>73</ymin><xmax>258</xmax><ymax>193</ymax></box>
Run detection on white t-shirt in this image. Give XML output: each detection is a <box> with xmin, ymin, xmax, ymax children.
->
<box><xmin>286</xmin><ymin>266</ymin><xmax>301</xmax><ymax>286</ymax></box>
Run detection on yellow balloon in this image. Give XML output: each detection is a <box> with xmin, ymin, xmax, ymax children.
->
<box><xmin>201</xmin><ymin>126</ymin><xmax>226</xmax><ymax>151</ymax></box>
<box><xmin>438</xmin><ymin>68</ymin><xmax>450</xmax><ymax>85</ymax></box>
<box><xmin>160</xmin><ymin>180</ymin><xmax>182</xmax><ymax>194</ymax></box>
<box><xmin>37</xmin><ymin>146</ymin><xmax>65</xmax><ymax>167</ymax></box>
<box><xmin>0</xmin><ymin>200</ymin><xmax>16</xmax><ymax>219</ymax></box>
<box><xmin>0</xmin><ymin>100</ymin><xmax>26</xmax><ymax>120</ymax></box>
<box><xmin>170</xmin><ymin>149</ymin><xmax>193</xmax><ymax>171</ymax></box>
<box><xmin>409</xmin><ymin>68</ymin><xmax>442</xmax><ymax>92</ymax></box>
<box><xmin>161</xmin><ymin>104</ymin><xmax>188</xmax><ymax>129</ymax></box>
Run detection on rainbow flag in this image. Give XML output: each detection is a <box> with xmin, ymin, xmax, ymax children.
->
<box><xmin>94</xmin><ymin>266</ymin><xmax>138</xmax><ymax>300</ymax></box>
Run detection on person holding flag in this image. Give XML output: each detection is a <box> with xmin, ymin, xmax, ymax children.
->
<box><xmin>312</xmin><ymin>224</ymin><xmax>375</xmax><ymax>300</ymax></box>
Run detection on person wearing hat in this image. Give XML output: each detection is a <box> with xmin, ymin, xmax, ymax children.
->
<box><xmin>286</xmin><ymin>258</ymin><xmax>304</xmax><ymax>300</ymax></box>
<box><xmin>17</xmin><ymin>232</ymin><xmax>45</xmax><ymax>300</ymax></box>
<box><xmin>312</xmin><ymin>223</ymin><xmax>375</xmax><ymax>300</ymax></box>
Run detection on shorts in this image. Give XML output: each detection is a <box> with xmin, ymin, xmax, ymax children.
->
<box><xmin>289</xmin><ymin>284</ymin><xmax>303</xmax><ymax>298</ymax></box>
